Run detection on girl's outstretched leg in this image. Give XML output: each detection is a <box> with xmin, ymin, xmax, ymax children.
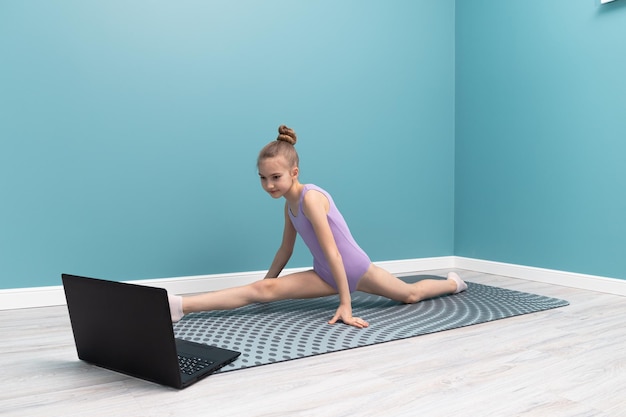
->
<box><xmin>356</xmin><ymin>265</ymin><xmax>467</xmax><ymax>304</ymax></box>
<box><xmin>167</xmin><ymin>270</ymin><xmax>336</xmax><ymax>322</ymax></box>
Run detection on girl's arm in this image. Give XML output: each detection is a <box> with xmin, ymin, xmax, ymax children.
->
<box><xmin>302</xmin><ymin>191</ymin><xmax>367</xmax><ymax>329</ymax></box>
<box><xmin>264</xmin><ymin>203</ymin><xmax>297</xmax><ymax>279</ymax></box>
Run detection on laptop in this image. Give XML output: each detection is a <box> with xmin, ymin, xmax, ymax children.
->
<box><xmin>62</xmin><ymin>273</ymin><xmax>240</xmax><ymax>389</ymax></box>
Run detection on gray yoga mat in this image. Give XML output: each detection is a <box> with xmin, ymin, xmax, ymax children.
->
<box><xmin>173</xmin><ymin>275</ymin><xmax>569</xmax><ymax>373</ymax></box>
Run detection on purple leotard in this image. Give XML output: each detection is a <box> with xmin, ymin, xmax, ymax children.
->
<box><xmin>288</xmin><ymin>184</ymin><xmax>371</xmax><ymax>292</ymax></box>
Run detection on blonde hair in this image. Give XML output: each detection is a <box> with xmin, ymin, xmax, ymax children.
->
<box><xmin>257</xmin><ymin>125</ymin><xmax>299</xmax><ymax>168</ymax></box>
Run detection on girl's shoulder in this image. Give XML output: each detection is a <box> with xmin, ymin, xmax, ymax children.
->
<box><xmin>303</xmin><ymin>183</ymin><xmax>329</xmax><ymax>195</ymax></box>
<box><xmin>302</xmin><ymin>185</ymin><xmax>332</xmax><ymax>214</ymax></box>
<box><xmin>302</xmin><ymin>184</ymin><xmax>331</xmax><ymax>200</ymax></box>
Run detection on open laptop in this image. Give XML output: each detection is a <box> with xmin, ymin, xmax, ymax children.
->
<box><xmin>62</xmin><ymin>273</ymin><xmax>240</xmax><ymax>389</ymax></box>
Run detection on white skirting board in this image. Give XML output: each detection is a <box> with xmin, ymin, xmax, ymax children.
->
<box><xmin>454</xmin><ymin>257</ymin><xmax>626</xmax><ymax>297</ymax></box>
<box><xmin>1</xmin><ymin>256</ymin><xmax>624</xmax><ymax>311</ymax></box>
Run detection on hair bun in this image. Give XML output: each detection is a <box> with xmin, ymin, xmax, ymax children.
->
<box><xmin>276</xmin><ymin>125</ymin><xmax>297</xmax><ymax>145</ymax></box>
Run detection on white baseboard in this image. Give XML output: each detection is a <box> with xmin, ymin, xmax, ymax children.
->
<box><xmin>454</xmin><ymin>257</ymin><xmax>626</xmax><ymax>297</ymax></box>
<box><xmin>1</xmin><ymin>255</ymin><xmax>624</xmax><ymax>311</ymax></box>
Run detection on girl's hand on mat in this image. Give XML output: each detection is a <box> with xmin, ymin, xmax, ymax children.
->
<box><xmin>328</xmin><ymin>306</ymin><xmax>369</xmax><ymax>329</ymax></box>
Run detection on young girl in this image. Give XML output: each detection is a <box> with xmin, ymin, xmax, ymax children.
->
<box><xmin>169</xmin><ymin>125</ymin><xmax>467</xmax><ymax>329</ymax></box>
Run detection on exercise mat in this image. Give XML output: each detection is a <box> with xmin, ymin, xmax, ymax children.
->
<box><xmin>173</xmin><ymin>275</ymin><xmax>569</xmax><ymax>373</ymax></box>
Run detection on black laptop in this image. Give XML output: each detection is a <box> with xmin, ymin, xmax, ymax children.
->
<box><xmin>62</xmin><ymin>273</ymin><xmax>240</xmax><ymax>389</ymax></box>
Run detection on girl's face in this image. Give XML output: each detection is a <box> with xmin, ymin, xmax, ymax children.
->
<box><xmin>258</xmin><ymin>156</ymin><xmax>298</xmax><ymax>199</ymax></box>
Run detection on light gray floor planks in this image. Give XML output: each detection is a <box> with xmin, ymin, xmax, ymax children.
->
<box><xmin>1</xmin><ymin>269</ymin><xmax>625</xmax><ymax>416</ymax></box>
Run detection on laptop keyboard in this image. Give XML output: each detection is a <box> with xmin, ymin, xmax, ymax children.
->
<box><xmin>178</xmin><ymin>354</ymin><xmax>214</xmax><ymax>375</ymax></box>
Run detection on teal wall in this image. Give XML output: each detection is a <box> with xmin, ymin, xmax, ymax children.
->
<box><xmin>0</xmin><ymin>1</ymin><xmax>455</xmax><ymax>289</ymax></box>
<box><xmin>456</xmin><ymin>0</ymin><xmax>626</xmax><ymax>279</ymax></box>
<box><xmin>4</xmin><ymin>0</ymin><xmax>623</xmax><ymax>292</ymax></box>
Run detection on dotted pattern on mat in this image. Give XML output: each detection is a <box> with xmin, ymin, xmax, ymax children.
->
<box><xmin>173</xmin><ymin>275</ymin><xmax>569</xmax><ymax>373</ymax></box>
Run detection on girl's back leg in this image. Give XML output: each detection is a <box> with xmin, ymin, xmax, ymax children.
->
<box><xmin>355</xmin><ymin>264</ymin><xmax>465</xmax><ymax>304</ymax></box>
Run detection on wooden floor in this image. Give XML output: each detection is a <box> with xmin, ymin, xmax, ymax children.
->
<box><xmin>1</xmin><ymin>269</ymin><xmax>625</xmax><ymax>417</ymax></box>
